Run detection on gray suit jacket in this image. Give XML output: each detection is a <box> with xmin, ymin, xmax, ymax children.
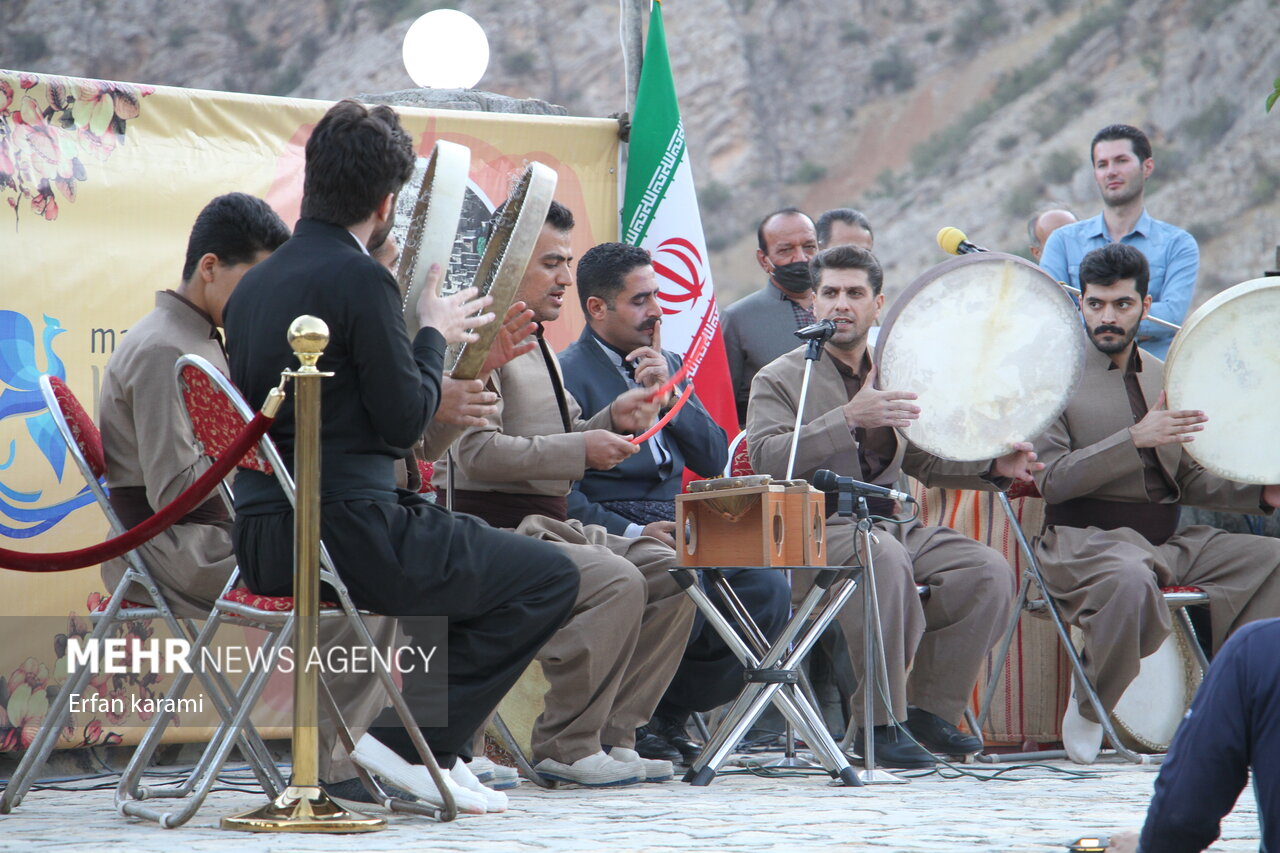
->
<box><xmin>722</xmin><ymin>283</ymin><xmax>808</xmax><ymax>424</ymax></box>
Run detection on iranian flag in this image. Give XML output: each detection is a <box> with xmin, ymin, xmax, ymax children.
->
<box><xmin>621</xmin><ymin>0</ymin><xmax>738</xmax><ymax>441</ymax></box>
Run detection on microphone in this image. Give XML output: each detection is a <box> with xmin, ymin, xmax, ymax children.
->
<box><xmin>936</xmin><ymin>226</ymin><xmax>989</xmax><ymax>256</ymax></box>
<box><xmin>812</xmin><ymin>469</ymin><xmax>915</xmax><ymax>504</ymax></box>
<box><xmin>795</xmin><ymin>318</ymin><xmax>836</xmax><ymax>342</ymax></box>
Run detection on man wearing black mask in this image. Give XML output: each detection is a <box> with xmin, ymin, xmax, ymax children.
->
<box><xmin>722</xmin><ymin>207</ymin><xmax>820</xmax><ymax>425</ymax></box>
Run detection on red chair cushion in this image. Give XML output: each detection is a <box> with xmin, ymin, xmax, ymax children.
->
<box><xmin>222</xmin><ymin>586</ymin><xmax>336</xmax><ymax>611</ymax></box>
<box><xmin>89</xmin><ymin>592</ymin><xmax>149</xmax><ymax>611</ymax></box>
<box><xmin>730</xmin><ymin>436</ymin><xmax>754</xmax><ymax>478</ymax></box>
<box><xmin>179</xmin><ymin>365</ymin><xmax>273</xmax><ymax>475</ymax></box>
<box><xmin>48</xmin><ymin>375</ymin><xmax>106</xmax><ymax>479</ymax></box>
<box><xmin>1006</xmin><ymin>479</ymin><xmax>1042</xmax><ymax>500</ymax></box>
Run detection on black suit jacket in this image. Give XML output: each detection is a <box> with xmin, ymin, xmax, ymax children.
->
<box><xmin>558</xmin><ymin>326</ymin><xmax>728</xmax><ymax>534</ymax></box>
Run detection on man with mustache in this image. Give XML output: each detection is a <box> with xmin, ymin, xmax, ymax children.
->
<box><xmin>1032</xmin><ymin>242</ymin><xmax>1280</xmax><ymax>764</ymax></box>
<box><xmin>723</xmin><ymin>207</ymin><xmax>820</xmax><ymax>425</ymax></box>
<box><xmin>1038</xmin><ymin>124</ymin><xmax>1198</xmax><ymax>360</ymax></box>
<box><xmin>747</xmin><ymin>244</ymin><xmax>1036</xmax><ymax>768</ymax></box>
<box><xmin>558</xmin><ymin>241</ymin><xmax>789</xmax><ymax>765</ymax></box>
<box><xmin>428</xmin><ymin>205</ymin><xmax>695</xmax><ymax>787</ymax></box>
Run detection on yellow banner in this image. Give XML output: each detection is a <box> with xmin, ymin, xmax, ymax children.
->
<box><xmin>0</xmin><ymin>68</ymin><xmax>618</xmax><ymax>750</ymax></box>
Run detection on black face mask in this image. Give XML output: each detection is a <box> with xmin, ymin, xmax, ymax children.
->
<box><xmin>771</xmin><ymin>260</ymin><xmax>812</xmax><ymax>294</ymax></box>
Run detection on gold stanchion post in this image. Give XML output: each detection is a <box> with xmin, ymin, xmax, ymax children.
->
<box><xmin>223</xmin><ymin>316</ymin><xmax>385</xmax><ymax>833</ymax></box>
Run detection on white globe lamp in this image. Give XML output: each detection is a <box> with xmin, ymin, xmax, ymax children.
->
<box><xmin>401</xmin><ymin>10</ymin><xmax>490</xmax><ymax>90</ymax></box>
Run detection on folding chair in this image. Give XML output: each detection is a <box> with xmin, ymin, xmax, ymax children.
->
<box><xmin>0</xmin><ymin>376</ymin><xmax>277</xmax><ymax>814</ymax></box>
<box><xmin>115</xmin><ymin>354</ymin><xmax>456</xmax><ymax>826</ymax></box>
<box><xmin>975</xmin><ymin>484</ymin><xmax>1210</xmax><ymax>764</ymax></box>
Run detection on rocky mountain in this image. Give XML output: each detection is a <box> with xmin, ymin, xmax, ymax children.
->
<box><xmin>6</xmin><ymin>0</ymin><xmax>1278</xmax><ymax>305</ymax></box>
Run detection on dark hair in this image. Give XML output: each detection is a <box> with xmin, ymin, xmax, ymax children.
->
<box><xmin>1079</xmin><ymin>243</ymin><xmax>1149</xmax><ymax>298</ymax></box>
<box><xmin>545</xmin><ymin>198</ymin><xmax>575</xmax><ymax>232</ymax></box>
<box><xmin>1090</xmin><ymin>123</ymin><xmax>1152</xmax><ymax>165</ymax></box>
<box><xmin>756</xmin><ymin>206</ymin><xmax>811</xmax><ymax>253</ymax></box>
<box><xmin>576</xmin><ymin>242</ymin><xmax>651</xmax><ymax>312</ymax></box>
<box><xmin>815</xmin><ymin>208</ymin><xmax>874</xmax><ymax>248</ymax></box>
<box><xmin>181</xmin><ymin>193</ymin><xmax>290</xmax><ymax>281</ymax></box>
<box><xmin>809</xmin><ymin>244</ymin><xmax>883</xmax><ymax>295</ymax></box>
<box><xmin>300</xmin><ymin>99</ymin><xmax>414</xmax><ymax>227</ymax></box>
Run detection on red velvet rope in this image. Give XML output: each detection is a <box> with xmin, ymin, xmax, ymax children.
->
<box><xmin>0</xmin><ymin>412</ymin><xmax>274</xmax><ymax>573</ymax></box>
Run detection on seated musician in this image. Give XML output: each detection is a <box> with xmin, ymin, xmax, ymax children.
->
<box><xmin>1030</xmin><ymin>242</ymin><xmax>1280</xmax><ymax>764</ymax></box>
<box><xmin>99</xmin><ymin>192</ymin><xmax>411</xmax><ymax>802</ymax></box>
<box><xmin>426</xmin><ymin>204</ymin><xmax>696</xmax><ymax>788</ymax></box>
<box><xmin>558</xmin><ymin>242</ymin><xmax>790</xmax><ymax>764</ymax></box>
<box><xmin>223</xmin><ymin>100</ymin><xmax>580</xmax><ymax>812</ymax></box>
<box><xmin>746</xmin><ymin>245</ymin><xmax>1037</xmax><ymax>768</ymax></box>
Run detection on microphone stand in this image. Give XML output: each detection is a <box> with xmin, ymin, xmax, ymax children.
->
<box><xmin>766</xmin><ymin>332</ymin><xmax>829</xmax><ymax>769</ymax></box>
<box><xmin>784</xmin><ymin>334</ymin><xmax>829</xmax><ymax>480</ymax></box>
<box><xmin>848</xmin><ymin>490</ymin><xmax>905</xmax><ymax>784</ymax></box>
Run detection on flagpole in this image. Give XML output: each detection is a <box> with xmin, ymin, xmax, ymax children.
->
<box><xmin>620</xmin><ymin>0</ymin><xmax>645</xmax><ymax>114</ymax></box>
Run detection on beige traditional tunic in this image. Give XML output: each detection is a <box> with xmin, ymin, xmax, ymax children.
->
<box><xmin>430</xmin><ymin>336</ymin><xmax>694</xmax><ymax>763</ymax></box>
<box><xmin>1033</xmin><ymin>344</ymin><xmax>1280</xmax><ymax>719</ymax></box>
<box><xmin>747</xmin><ymin>346</ymin><xmax>1015</xmax><ymax>724</ymax></box>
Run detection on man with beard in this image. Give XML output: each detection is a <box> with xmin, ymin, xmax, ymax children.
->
<box><xmin>747</xmin><ymin>244</ymin><xmax>1036</xmax><ymax>768</ymax></box>
<box><xmin>1032</xmin><ymin>242</ymin><xmax>1280</xmax><ymax>764</ymax></box>
<box><xmin>557</xmin><ymin>241</ymin><xmax>789</xmax><ymax>764</ymax></box>
<box><xmin>722</xmin><ymin>207</ymin><xmax>820</xmax><ymax>425</ymax></box>
<box><xmin>1038</xmin><ymin>124</ymin><xmax>1198</xmax><ymax>360</ymax></box>
<box><xmin>428</xmin><ymin>205</ymin><xmax>696</xmax><ymax>788</ymax></box>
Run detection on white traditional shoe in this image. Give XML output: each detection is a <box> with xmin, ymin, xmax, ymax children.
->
<box><xmin>351</xmin><ymin>733</ymin><xmax>488</xmax><ymax>814</ymax></box>
<box><xmin>608</xmin><ymin>747</ymin><xmax>673</xmax><ymax>782</ymax></box>
<box><xmin>533</xmin><ymin>750</ymin><xmax>644</xmax><ymax>787</ymax></box>
<box><xmin>449</xmin><ymin>759</ymin><xmax>509</xmax><ymax>812</ymax></box>
<box><xmin>1062</xmin><ymin>693</ymin><xmax>1104</xmax><ymax>765</ymax></box>
<box><xmin>470</xmin><ymin>757</ymin><xmax>521</xmax><ymax>790</ymax></box>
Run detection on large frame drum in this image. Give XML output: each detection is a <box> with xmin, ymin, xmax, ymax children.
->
<box><xmin>875</xmin><ymin>253</ymin><xmax>1087</xmax><ymax>461</ymax></box>
<box><xmin>1165</xmin><ymin>277</ymin><xmax>1280</xmax><ymax>484</ymax></box>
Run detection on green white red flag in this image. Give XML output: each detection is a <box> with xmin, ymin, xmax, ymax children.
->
<box><xmin>621</xmin><ymin>0</ymin><xmax>738</xmax><ymax>440</ymax></box>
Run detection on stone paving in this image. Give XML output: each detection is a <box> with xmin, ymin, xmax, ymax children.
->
<box><xmin>0</xmin><ymin>752</ymin><xmax>1262</xmax><ymax>852</ymax></box>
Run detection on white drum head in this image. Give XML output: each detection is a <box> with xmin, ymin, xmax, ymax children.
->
<box><xmin>1107</xmin><ymin>630</ymin><xmax>1201</xmax><ymax>753</ymax></box>
<box><xmin>399</xmin><ymin>140</ymin><xmax>471</xmax><ymax>338</ymax></box>
<box><xmin>875</xmin><ymin>253</ymin><xmax>1087</xmax><ymax>461</ymax></box>
<box><xmin>1165</xmin><ymin>277</ymin><xmax>1280</xmax><ymax>484</ymax></box>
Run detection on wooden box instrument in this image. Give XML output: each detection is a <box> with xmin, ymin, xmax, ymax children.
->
<box><xmin>675</xmin><ymin>475</ymin><xmax>826</xmax><ymax>568</ymax></box>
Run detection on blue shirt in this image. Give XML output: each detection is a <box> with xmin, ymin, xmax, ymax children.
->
<box><xmin>1039</xmin><ymin>209</ymin><xmax>1199</xmax><ymax>360</ymax></box>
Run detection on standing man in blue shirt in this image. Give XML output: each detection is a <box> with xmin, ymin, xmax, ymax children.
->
<box><xmin>1039</xmin><ymin>124</ymin><xmax>1199</xmax><ymax>360</ymax></box>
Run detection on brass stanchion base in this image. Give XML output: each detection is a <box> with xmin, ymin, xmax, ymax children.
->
<box><xmin>221</xmin><ymin>786</ymin><xmax>386</xmax><ymax>833</ymax></box>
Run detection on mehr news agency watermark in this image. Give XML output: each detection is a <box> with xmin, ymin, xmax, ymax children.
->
<box><xmin>64</xmin><ymin>637</ymin><xmax>439</xmax><ymax>717</ymax></box>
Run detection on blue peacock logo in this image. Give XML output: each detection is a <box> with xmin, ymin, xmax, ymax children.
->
<box><xmin>0</xmin><ymin>310</ymin><xmax>95</xmax><ymax>538</ymax></box>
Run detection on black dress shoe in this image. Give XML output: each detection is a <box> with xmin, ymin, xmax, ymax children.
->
<box><xmin>632</xmin><ymin>725</ymin><xmax>684</xmax><ymax>763</ymax></box>
<box><xmin>851</xmin><ymin>726</ymin><xmax>936</xmax><ymax>769</ymax></box>
<box><xmin>648</xmin><ymin>715</ymin><xmax>702</xmax><ymax>764</ymax></box>
<box><xmin>904</xmin><ymin>707</ymin><xmax>983</xmax><ymax>756</ymax></box>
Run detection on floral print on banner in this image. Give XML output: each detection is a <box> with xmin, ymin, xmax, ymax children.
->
<box><xmin>0</xmin><ymin>71</ymin><xmax>152</xmax><ymax>227</ymax></box>
<box><xmin>0</xmin><ymin>593</ymin><xmax>168</xmax><ymax>753</ymax></box>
